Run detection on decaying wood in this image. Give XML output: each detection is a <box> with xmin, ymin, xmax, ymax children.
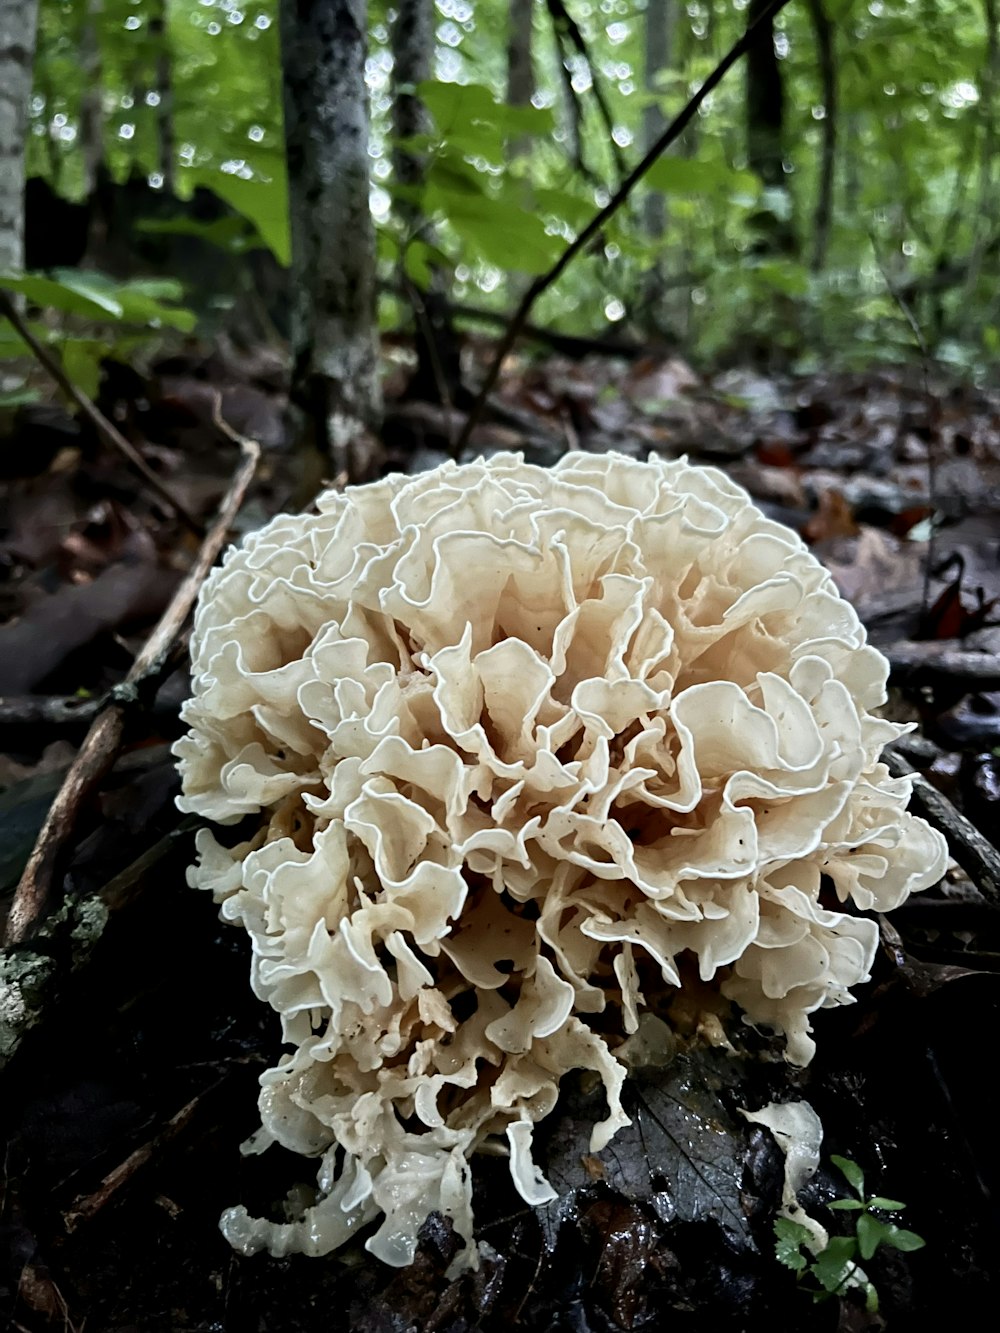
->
<box><xmin>0</xmin><ymin>286</ymin><xmax>203</xmax><ymax>534</ymax></box>
<box><xmin>3</xmin><ymin>419</ymin><xmax>259</xmax><ymax>948</ymax></box>
<box><xmin>63</xmin><ymin>1083</ymin><xmax>221</xmax><ymax>1233</ymax></box>
<box><xmin>886</xmin><ymin>747</ymin><xmax>1000</xmax><ymax>906</ymax></box>
<box><xmin>0</xmin><ymin>695</ymin><xmax>103</xmax><ymax>729</ymax></box>
<box><xmin>886</xmin><ymin>640</ymin><xmax>1000</xmax><ymax>689</ymax></box>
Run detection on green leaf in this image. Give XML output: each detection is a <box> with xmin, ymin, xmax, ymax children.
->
<box><xmin>881</xmin><ymin>1227</ymin><xmax>926</xmax><ymax>1254</ymax></box>
<box><xmin>426</xmin><ymin>153</ymin><xmax>489</xmax><ymax>199</ymax></box>
<box><xmin>866</xmin><ymin>1197</ymin><xmax>906</xmax><ymax>1212</ymax></box>
<box><xmin>751</xmin><ymin>260</ymin><xmax>810</xmax><ymax>298</ymax></box>
<box><xmin>0</xmin><ymin>385</ymin><xmax>40</xmax><ymax>407</ymax></box>
<box><xmin>0</xmin><ymin>271</ymin><xmax>195</xmax><ymax>333</ymax></box>
<box><xmin>774</xmin><ymin>1217</ymin><xmax>811</xmax><ymax>1273</ymax></box>
<box><xmin>533</xmin><ymin>186</ymin><xmax>593</xmax><ymax>230</ymax></box>
<box><xmin>403</xmin><ymin>239</ymin><xmax>439</xmax><ymax>290</ymax></box>
<box><xmin>812</xmin><ymin>1236</ymin><xmax>859</xmax><ymax>1293</ymax></box>
<box><xmin>426</xmin><ymin>186</ymin><xmax>560</xmax><ymax>274</ymax></box>
<box><xmin>857</xmin><ymin>1218</ymin><xmax>924</xmax><ymax>1261</ymax></box>
<box><xmin>831</xmin><ymin>1155</ymin><xmax>865</xmax><ymax>1197</ymax></box>
<box><xmin>418</xmin><ymin>80</ymin><xmax>554</xmax><ymax>144</ymax></box>
<box><xmin>61</xmin><ymin>339</ymin><xmax>106</xmax><ymax>400</ymax></box>
<box><xmin>644</xmin><ymin>157</ymin><xmax>760</xmax><ymax>201</ymax></box>
<box><xmin>0</xmin><ymin>271</ymin><xmax>123</xmax><ymax>319</ymax></box>
<box><xmin>198</xmin><ymin>171</ymin><xmax>290</xmax><ymax>267</ymax></box>
<box><xmin>78</xmin><ymin>276</ymin><xmax>197</xmax><ymax>333</ymax></box>
<box><xmin>828</xmin><ymin>1198</ymin><xmax>865</xmax><ymax>1211</ymax></box>
<box><xmin>137</xmin><ymin>213</ymin><xmax>255</xmax><ymax>255</ymax></box>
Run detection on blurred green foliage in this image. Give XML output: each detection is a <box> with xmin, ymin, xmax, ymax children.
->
<box><xmin>19</xmin><ymin>0</ymin><xmax>1000</xmax><ymax>373</ymax></box>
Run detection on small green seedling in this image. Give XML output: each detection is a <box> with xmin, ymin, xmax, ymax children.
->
<box><xmin>774</xmin><ymin>1154</ymin><xmax>926</xmax><ymax>1312</ymax></box>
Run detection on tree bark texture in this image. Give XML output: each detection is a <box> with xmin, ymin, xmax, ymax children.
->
<box><xmin>807</xmin><ymin>0</ymin><xmax>836</xmax><ymax>271</ymax></box>
<box><xmin>79</xmin><ymin>0</ymin><xmax>104</xmax><ymax>195</ymax></box>
<box><xmin>0</xmin><ymin>0</ymin><xmax>40</xmax><ymax>274</ymax></box>
<box><xmin>507</xmin><ymin>0</ymin><xmax>535</xmax><ymax>109</ymax></box>
<box><xmin>280</xmin><ymin>0</ymin><xmax>382</xmax><ymax>473</ymax></box>
<box><xmin>392</xmin><ymin>0</ymin><xmax>433</xmax><ymax>220</ymax></box>
<box><xmin>642</xmin><ymin>0</ymin><xmax>675</xmax><ymax>240</ymax></box>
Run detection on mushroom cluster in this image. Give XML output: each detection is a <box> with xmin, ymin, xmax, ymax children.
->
<box><xmin>176</xmin><ymin>452</ymin><xmax>947</xmax><ymax>1271</ymax></box>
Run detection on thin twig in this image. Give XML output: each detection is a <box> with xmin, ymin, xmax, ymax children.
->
<box><xmin>63</xmin><ymin>1081</ymin><xmax>223</xmax><ymax>1232</ymax></box>
<box><xmin>3</xmin><ymin>428</ymin><xmax>260</xmax><ymax>948</ymax></box>
<box><xmin>869</xmin><ymin>238</ymin><xmax>938</xmax><ymax>624</ymax></box>
<box><xmin>546</xmin><ymin>0</ymin><xmax>627</xmax><ymax>184</ymax></box>
<box><xmin>0</xmin><ymin>286</ymin><xmax>203</xmax><ymax>535</ymax></box>
<box><xmin>455</xmin><ymin>0</ymin><xmax>792</xmax><ymax>452</ymax></box>
<box><xmin>886</xmin><ymin>747</ymin><xmax>1000</xmax><ymax>906</ymax></box>
<box><xmin>402</xmin><ymin>272</ymin><xmax>456</xmax><ymax>451</ymax></box>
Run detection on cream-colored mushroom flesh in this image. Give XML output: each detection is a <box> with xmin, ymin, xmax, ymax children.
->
<box><xmin>175</xmin><ymin>452</ymin><xmax>947</xmax><ymax>1271</ymax></box>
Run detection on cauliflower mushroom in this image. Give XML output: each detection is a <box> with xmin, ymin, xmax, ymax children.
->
<box><xmin>175</xmin><ymin>451</ymin><xmax>947</xmax><ymax>1272</ymax></box>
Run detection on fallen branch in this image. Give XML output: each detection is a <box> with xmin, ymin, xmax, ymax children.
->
<box><xmin>0</xmin><ymin>695</ymin><xmax>103</xmax><ymax>729</ymax></box>
<box><xmin>885</xmin><ymin>641</ymin><xmax>1000</xmax><ymax>690</ymax></box>
<box><xmin>0</xmin><ymin>686</ymin><xmax>185</xmax><ymax>733</ymax></box>
<box><xmin>3</xmin><ymin>420</ymin><xmax>259</xmax><ymax>948</ymax></box>
<box><xmin>456</xmin><ymin>0</ymin><xmax>792</xmax><ymax>451</ymax></box>
<box><xmin>64</xmin><ymin>1081</ymin><xmax>223</xmax><ymax>1233</ymax></box>
<box><xmin>0</xmin><ymin>286</ymin><xmax>203</xmax><ymax>535</ymax></box>
<box><xmin>886</xmin><ymin>747</ymin><xmax>1000</xmax><ymax>906</ymax></box>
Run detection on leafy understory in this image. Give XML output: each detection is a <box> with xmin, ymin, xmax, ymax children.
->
<box><xmin>775</xmin><ymin>1154</ymin><xmax>926</xmax><ymax>1311</ymax></box>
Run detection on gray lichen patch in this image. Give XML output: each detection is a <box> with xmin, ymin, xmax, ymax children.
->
<box><xmin>0</xmin><ymin>948</ymin><xmax>56</xmax><ymax>1065</ymax></box>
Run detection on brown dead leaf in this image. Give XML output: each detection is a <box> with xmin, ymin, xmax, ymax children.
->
<box><xmin>804</xmin><ymin>488</ymin><xmax>860</xmax><ymax>543</ymax></box>
<box><xmin>817</xmin><ymin>525</ymin><xmax>925</xmax><ymax>629</ymax></box>
<box><xmin>625</xmin><ymin>355</ymin><xmax>700</xmax><ymax>405</ymax></box>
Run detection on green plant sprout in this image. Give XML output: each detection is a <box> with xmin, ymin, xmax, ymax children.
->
<box><xmin>774</xmin><ymin>1155</ymin><xmax>926</xmax><ymax>1313</ymax></box>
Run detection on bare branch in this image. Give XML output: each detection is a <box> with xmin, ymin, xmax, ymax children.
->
<box><xmin>3</xmin><ymin>426</ymin><xmax>260</xmax><ymax>947</ymax></box>
<box><xmin>456</xmin><ymin>0</ymin><xmax>793</xmax><ymax>452</ymax></box>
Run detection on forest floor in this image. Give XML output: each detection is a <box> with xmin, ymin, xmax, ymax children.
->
<box><xmin>1</xmin><ymin>338</ymin><xmax>999</xmax><ymax>1332</ymax></box>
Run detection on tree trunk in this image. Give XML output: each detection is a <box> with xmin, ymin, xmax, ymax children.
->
<box><xmin>638</xmin><ymin>0</ymin><xmax>678</xmax><ymax>334</ymax></box>
<box><xmin>0</xmin><ymin>0</ymin><xmax>40</xmax><ymax>275</ymax></box>
<box><xmin>280</xmin><ymin>0</ymin><xmax>382</xmax><ymax>477</ymax></box>
<box><xmin>79</xmin><ymin>0</ymin><xmax>104</xmax><ymax>196</ymax></box>
<box><xmin>391</xmin><ymin>0</ymin><xmax>461</xmax><ymax>406</ymax></box>
<box><xmin>507</xmin><ymin>0</ymin><xmax>535</xmax><ymax>110</ymax></box>
<box><xmin>961</xmin><ymin>0</ymin><xmax>1000</xmax><ymax>309</ymax></box>
<box><xmin>642</xmin><ymin>0</ymin><xmax>675</xmax><ymax>241</ymax></box>
<box><xmin>807</xmin><ymin>0</ymin><xmax>836</xmax><ymax>271</ymax></box>
<box><xmin>149</xmin><ymin>0</ymin><xmax>175</xmax><ymax>193</ymax></box>
<box><xmin>391</xmin><ymin>0</ymin><xmax>432</xmax><ymax>216</ymax></box>
<box><xmin>745</xmin><ymin>0</ymin><xmax>794</xmax><ymax>253</ymax></box>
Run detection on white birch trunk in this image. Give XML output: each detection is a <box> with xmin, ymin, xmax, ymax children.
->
<box><xmin>0</xmin><ymin>0</ymin><xmax>40</xmax><ymax>274</ymax></box>
<box><xmin>280</xmin><ymin>0</ymin><xmax>382</xmax><ymax>474</ymax></box>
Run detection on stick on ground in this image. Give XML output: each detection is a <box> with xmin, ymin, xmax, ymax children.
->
<box><xmin>3</xmin><ymin>419</ymin><xmax>259</xmax><ymax>948</ymax></box>
<box><xmin>63</xmin><ymin>1082</ymin><xmax>223</xmax><ymax>1233</ymax></box>
<box><xmin>886</xmin><ymin>747</ymin><xmax>1000</xmax><ymax>906</ymax></box>
<box><xmin>0</xmin><ymin>286</ymin><xmax>203</xmax><ymax>534</ymax></box>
